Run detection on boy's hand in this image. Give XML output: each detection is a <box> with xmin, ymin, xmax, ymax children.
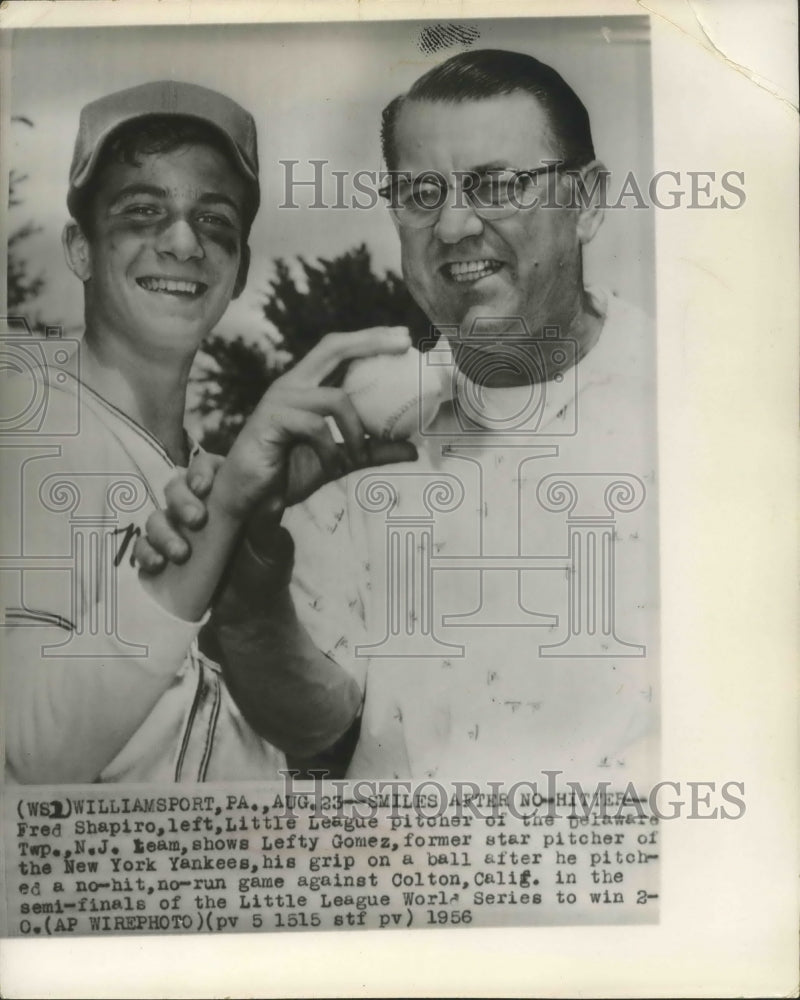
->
<box><xmin>134</xmin><ymin>453</ymin><xmax>221</xmax><ymax>573</ymax></box>
<box><xmin>135</xmin><ymin>328</ymin><xmax>418</xmax><ymax>574</ymax></box>
<box><xmin>215</xmin><ymin>326</ymin><xmax>416</xmax><ymax>520</ymax></box>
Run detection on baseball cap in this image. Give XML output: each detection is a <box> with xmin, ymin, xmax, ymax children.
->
<box><xmin>67</xmin><ymin>80</ymin><xmax>260</xmax><ymax>219</ymax></box>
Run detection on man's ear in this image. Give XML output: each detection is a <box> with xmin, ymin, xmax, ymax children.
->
<box><xmin>232</xmin><ymin>243</ymin><xmax>250</xmax><ymax>300</ymax></box>
<box><xmin>62</xmin><ymin>221</ymin><xmax>92</xmax><ymax>282</ymax></box>
<box><xmin>574</xmin><ymin>160</ymin><xmax>607</xmax><ymax>246</ymax></box>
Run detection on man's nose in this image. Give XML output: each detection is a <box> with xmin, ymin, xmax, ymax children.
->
<box><xmin>433</xmin><ymin>194</ymin><xmax>485</xmax><ymax>244</ymax></box>
<box><xmin>155</xmin><ymin>217</ymin><xmax>204</xmax><ymax>261</ymax></box>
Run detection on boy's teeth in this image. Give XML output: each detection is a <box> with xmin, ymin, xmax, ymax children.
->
<box><xmin>446</xmin><ymin>260</ymin><xmax>501</xmax><ymax>283</ymax></box>
<box><xmin>139</xmin><ymin>277</ymin><xmax>201</xmax><ymax>294</ymax></box>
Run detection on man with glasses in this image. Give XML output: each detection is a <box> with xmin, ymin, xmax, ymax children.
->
<box><xmin>375</xmin><ymin>50</ymin><xmax>607</xmax><ymax>390</ymax></box>
<box><xmin>146</xmin><ymin>49</ymin><xmax>657</xmax><ymax>784</ymax></box>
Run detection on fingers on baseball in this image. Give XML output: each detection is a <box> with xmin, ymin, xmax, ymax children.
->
<box><xmin>164</xmin><ymin>472</ymin><xmax>208</xmax><ymax>530</ymax></box>
<box><xmin>187</xmin><ymin>451</ymin><xmax>223</xmax><ymax>499</ymax></box>
<box><xmin>286</xmin><ymin>327</ymin><xmax>411</xmax><ymax>386</ymax></box>
<box><xmin>272</xmin><ymin>386</ymin><xmax>368</xmax><ymax>468</ymax></box>
<box><xmin>144</xmin><ymin>509</ymin><xmax>191</xmax><ymax>565</ymax></box>
<box><xmin>270</xmin><ymin>407</ymin><xmax>347</xmax><ymax>483</ymax></box>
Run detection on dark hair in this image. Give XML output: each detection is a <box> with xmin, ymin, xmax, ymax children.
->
<box><xmin>381</xmin><ymin>49</ymin><xmax>596</xmax><ymax>171</ymax></box>
<box><xmin>70</xmin><ymin>115</ymin><xmax>258</xmax><ymax>242</ymax></box>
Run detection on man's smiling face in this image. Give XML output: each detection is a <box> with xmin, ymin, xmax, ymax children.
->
<box><xmin>74</xmin><ymin>142</ymin><xmax>247</xmax><ymax>359</ymax></box>
<box><xmin>393</xmin><ymin>93</ymin><xmax>591</xmax><ymax>382</ymax></box>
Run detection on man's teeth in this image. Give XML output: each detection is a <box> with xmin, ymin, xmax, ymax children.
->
<box><xmin>138</xmin><ymin>277</ymin><xmax>202</xmax><ymax>294</ymax></box>
<box><xmin>445</xmin><ymin>260</ymin><xmax>502</xmax><ymax>283</ymax></box>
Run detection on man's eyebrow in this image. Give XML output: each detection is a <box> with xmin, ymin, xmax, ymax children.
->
<box><xmin>403</xmin><ymin>164</ymin><xmax>512</xmax><ymax>181</ymax></box>
<box><xmin>470</xmin><ymin>162</ymin><xmax>514</xmax><ymax>174</ymax></box>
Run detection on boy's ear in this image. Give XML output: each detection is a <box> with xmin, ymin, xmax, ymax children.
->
<box><xmin>232</xmin><ymin>243</ymin><xmax>250</xmax><ymax>300</ymax></box>
<box><xmin>62</xmin><ymin>221</ymin><xmax>92</xmax><ymax>282</ymax></box>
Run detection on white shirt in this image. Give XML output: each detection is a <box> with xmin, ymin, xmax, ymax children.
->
<box><xmin>285</xmin><ymin>289</ymin><xmax>659</xmax><ymax>784</ymax></box>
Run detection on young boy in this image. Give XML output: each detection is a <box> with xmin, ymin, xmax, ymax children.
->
<box><xmin>2</xmin><ymin>81</ymin><xmax>414</xmax><ymax>784</ymax></box>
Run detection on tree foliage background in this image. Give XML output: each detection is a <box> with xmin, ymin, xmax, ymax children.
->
<box><xmin>7</xmin><ymin>116</ymin><xmax>67</xmax><ymax>335</ymax></box>
<box><xmin>194</xmin><ymin>244</ymin><xmax>430</xmax><ymax>454</ymax></box>
<box><xmin>8</xmin><ymin>118</ymin><xmax>44</xmax><ymax>317</ymax></box>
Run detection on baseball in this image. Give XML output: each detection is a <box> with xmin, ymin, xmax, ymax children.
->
<box><xmin>342</xmin><ymin>345</ymin><xmax>448</xmax><ymax>440</ymax></box>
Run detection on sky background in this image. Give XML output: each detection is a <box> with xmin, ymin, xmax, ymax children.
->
<box><xmin>6</xmin><ymin>16</ymin><xmax>654</xmax><ymax>342</ymax></box>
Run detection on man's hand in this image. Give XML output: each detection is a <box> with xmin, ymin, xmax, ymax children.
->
<box><xmin>135</xmin><ymin>328</ymin><xmax>418</xmax><ymax>573</ymax></box>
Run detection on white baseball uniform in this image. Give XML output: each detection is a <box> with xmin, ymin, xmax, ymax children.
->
<box><xmin>2</xmin><ymin>357</ymin><xmax>284</xmax><ymax>784</ymax></box>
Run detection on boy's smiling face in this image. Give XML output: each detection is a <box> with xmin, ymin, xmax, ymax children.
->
<box><xmin>67</xmin><ymin>141</ymin><xmax>248</xmax><ymax>360</ymax></box>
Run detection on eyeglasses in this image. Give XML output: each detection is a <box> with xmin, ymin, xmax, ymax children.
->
<box><xmin>378</xmin><ymin>162</ymin><xmax>575</xmax><ymax>229</ymax></box>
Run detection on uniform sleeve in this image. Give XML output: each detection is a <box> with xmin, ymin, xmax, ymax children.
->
<box><xmin>3</xmin><ymin>580</ymin><xmax>205</xmax><ymax>784</ymax></box>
